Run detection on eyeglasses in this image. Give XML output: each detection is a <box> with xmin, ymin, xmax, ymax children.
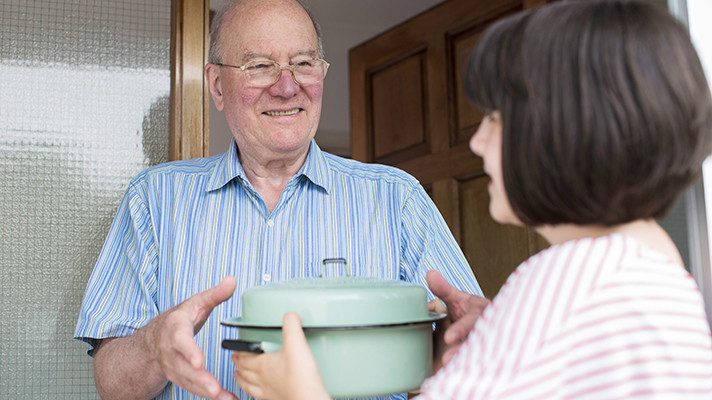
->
<box><xmin>214</xmin><ymin>59</ymin><xmax>330</xmax><ymax>87</ymax></box>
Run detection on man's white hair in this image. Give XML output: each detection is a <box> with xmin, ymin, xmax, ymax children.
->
<box><xmin>207</xmin><ymin>0</ymin><xmax>325</xmax><ymax>65</ymax></box>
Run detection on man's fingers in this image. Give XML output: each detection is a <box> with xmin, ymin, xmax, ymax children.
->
<box><xmin>443</xmin><ymin>318</ymin><xmax>472</xmax><ymax>344</ymax></box>
<box><xmin>172</xmin><ymin>327</ymin><xmax>206</xmax><ymax>369</ymax></box>
<box><xmin>189</xmin><ymin>373</ymin><xmax>223</xmax><ymax>399</ymax></box>
<box><xmin>165</xmin><ymin>354</ymin><xmax>223</xmax><ymax>399</ymax></box>
<box><xmin>142</xmin><ymin>279</ymin><xmax>237</xmax><ymax>400</ymax></box>
<box><xmin>154</xmin><ymin>310</ymin><xmax>205</xmax><ymax>369</ymax></box>
<box><xmin>426</xmin><ymin>270</ymin><xmax>472</xmax><ymax>314</ymax></box>
<box><xmin>443</xmin><ymin>296</ymin><xmax>490</xmax><ymax>344</ymax></box>
<box><xmin>426</xmin><ymin>270</ymin><xmax>453</xmax><ymax>300</ymax></box>
<box><xmin>216</xmin><ymin>390</ymin><xmax>239</xmax><ymax>400</ymax></box>
<box><xmin>199</xmin><ymin>276</ymin><xmax>237</xmax><ymax>311</ymax></box>
<box><xmin>183</xmin><ymin>276</ymin><xmax>237</xmax><ymax>328</ymax></box>
<box><xmin>442</xmin><ymin>345</ymin><xmax>462</xmax><ymax>366</ymax></box>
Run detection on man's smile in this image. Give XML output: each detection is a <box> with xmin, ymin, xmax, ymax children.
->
<box><xmin>264</xmin><ymin>108</ymin><xmax>301</xmax><ymax>116</ymax></box>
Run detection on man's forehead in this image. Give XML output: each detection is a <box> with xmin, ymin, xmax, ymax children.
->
<box><xmin>225</xmin><ymin>0</ymin><xmax>314</xmax><ymax>34</ymax></box>
<box><xmin>218</xmin><ymin>0</ymin><xmax>319</xmax><ymax>62</ymax></box>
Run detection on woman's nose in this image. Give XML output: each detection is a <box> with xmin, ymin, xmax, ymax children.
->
<box><xmin>469</xmin><ymin>120</ymin><xmax>489</xmax><ymax>156</ymax></box>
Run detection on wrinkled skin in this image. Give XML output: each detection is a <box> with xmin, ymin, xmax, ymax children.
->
<box><xmin>93</xmin><ymin>277</ymin><xmax>239</xmax><ymax>400</ymax></box>
<box><xmin>427</xmin><ymin>270</ymin><xmax>490</xmax><ymax>371</ymax></box>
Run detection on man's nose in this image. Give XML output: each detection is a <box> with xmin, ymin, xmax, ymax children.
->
<box><xmin>268</xmin><ymin>66</ymin><xmax>300</xmax><ymax>97</ymax></box>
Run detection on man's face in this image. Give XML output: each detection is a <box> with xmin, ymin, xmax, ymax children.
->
<box><xmin>209</xmin><ymin>0</ymin><xmax>323</xmax><ymax>160</ymax></box>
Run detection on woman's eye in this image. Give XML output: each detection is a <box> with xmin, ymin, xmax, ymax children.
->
<box><xmin>484</xmin><ymin>110</ymin><xmax>498</xmax><ymax>122</ymax></box>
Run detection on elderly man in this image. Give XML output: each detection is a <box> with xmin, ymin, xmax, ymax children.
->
<box><xmin>74</xmin><ymin>0</ymin><xmax>485</xmax><ymax>399</ymax></box>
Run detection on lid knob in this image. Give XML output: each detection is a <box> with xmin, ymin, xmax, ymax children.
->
<box><xmin>320</xmin><ymin>258</ymin><xmax>350</xmax><ymax>277</ymax></box>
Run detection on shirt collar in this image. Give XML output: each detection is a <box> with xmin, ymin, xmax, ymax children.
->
<box><xmin>206</xmin><ymin>139</ymin><xmax>332</xmax><ymax>194</ymax></box>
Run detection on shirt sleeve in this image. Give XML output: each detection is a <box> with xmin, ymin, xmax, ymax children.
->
<box><xmin>399</xmin><ymin>183</ymin><xmax>483</xmax><ymax>299</ymax></box>
<box><xmin>73</xmin><ymin>179</ymin><xmax>160</xmax><ymax>356</ymax></box>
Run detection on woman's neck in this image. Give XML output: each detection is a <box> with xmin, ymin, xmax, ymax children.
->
<box><xmin>535</xmin><ymin>219</ymin><xmax>683</xmax><ymax>265</ymax></box>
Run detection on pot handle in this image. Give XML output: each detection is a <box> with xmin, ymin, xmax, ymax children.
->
<box><xmin>320</xmin><ymin>258</ymin><xmax>350</xmax><ymax>277</ymax></box>
<box><xmin>221</xmin><ymin>339</ymin><xmax>282</xmax><ymax>354</ymax></box>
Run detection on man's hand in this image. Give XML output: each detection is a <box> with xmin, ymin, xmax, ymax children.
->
<box><xmin>232</xmin><ymin>312</ymin><xmax>331</xmax><ymax>400</ymax></box>
<box><xmin>94</xmin><ymin>276</ymin><xmax>238</xmax><ymax>400</ymax></box>
<box><xmin>147</xmin><ymin>275</ymin><xmax>238</xmax><ymax>399</ymax></box>
<box><xmin>427</xmin><ymin>270</ymin><xmax>490</xmax><ymax>371</ymax></box>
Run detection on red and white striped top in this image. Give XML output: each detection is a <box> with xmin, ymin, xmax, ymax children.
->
<box><xmin>419</xmin><ymin>233</ymin><xmax>712</xmax><ymax>399</ymax></box>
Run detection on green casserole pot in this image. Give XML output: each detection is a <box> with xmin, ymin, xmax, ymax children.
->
<box><xmin>221</xmin><ymin>259</ymin><xmax>445</xmax><ymax>398</ymax></box>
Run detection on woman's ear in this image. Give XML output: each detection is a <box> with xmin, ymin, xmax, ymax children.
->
<box><xmin>205</xmin><ymin>63</ymin><xmax>225</xmax><ymax>111</ymax></box>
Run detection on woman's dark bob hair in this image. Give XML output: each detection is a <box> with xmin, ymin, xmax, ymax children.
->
<box><xmin>465</xmin><ymin>0</ymin><xmax>712</xmax><ymax>226</ymax></box>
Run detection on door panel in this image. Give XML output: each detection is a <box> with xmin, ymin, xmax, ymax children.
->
<box><xmin>371</xmin><ymin>49</ymin><xmax>429</xmax><ymax>164</ymax></box>
<box><xmin>459</xmin><ymin>176</ymin><xmax>531</xmax><ymax>299</ymax></box>
<box><xmin>452</xmin><ymin>31</ymin><xmax>485</xmax><ymax>145</ymax></box>
<box><xmin>351</xmin><ymin>0</ymin><xmax>551</xmax><ymax>298</ymax></box>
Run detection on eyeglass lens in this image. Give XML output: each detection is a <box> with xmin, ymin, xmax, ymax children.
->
<box><xmin>244</xmin><ymin>60</ymin><xmax>327</xmax><ymax>86</ymax></box>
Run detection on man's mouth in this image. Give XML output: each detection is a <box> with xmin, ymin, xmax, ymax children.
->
<box><xmin>264</xmin><ymin>108</ymin><xmax>301</xmax><ymax>116</ymax></box>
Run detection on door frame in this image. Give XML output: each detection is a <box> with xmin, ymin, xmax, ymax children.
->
<box><xmin>170</xmin><ymin>0</ymin><xmax>210</xmax><ymax>161</ymax></box>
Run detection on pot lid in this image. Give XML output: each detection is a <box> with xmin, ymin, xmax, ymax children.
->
<box><xmin>224</xmin><ymin>260</ymin><xmax>437</xmax><ymax>328</ymax></box>
<box><xmin>221</xmin><ymin>312</ymin><xmax>446</xmax><ymax>330</ymax></box>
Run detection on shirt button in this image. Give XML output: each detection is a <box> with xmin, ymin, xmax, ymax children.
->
<box><xmin>267</xmin><ymin>219</ymin><xmax>275</xmax><ymax>227</ymax></box>
<box><xmin>262</xmin><ymin>274</ymin><xmax>271</xmax><ymax>282</ymax></box>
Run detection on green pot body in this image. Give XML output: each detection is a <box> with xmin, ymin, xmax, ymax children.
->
<box><xmin>238</xmin><ymin>324</ymin><xmax>433</xmax><ymax>398</ymax></box>
<box><xmin>223</xmin><ymin>275</ymin><xmax>443</xmax><ymax>398</ymax></box>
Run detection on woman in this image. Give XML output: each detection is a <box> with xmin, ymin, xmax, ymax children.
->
<box><xmin>232</xmin><ymin>1</ymin><xmax>712</xmax><ymax>398</ymax></box>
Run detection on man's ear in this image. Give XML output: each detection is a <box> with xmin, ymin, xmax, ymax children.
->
<box><xmin>205</xmin><ymin>63</ymin><xmax>225</xmax><ymax>111</ymax></box>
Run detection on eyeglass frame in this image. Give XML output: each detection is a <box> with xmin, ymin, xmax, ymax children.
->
<box><xmin>212</xmin><ymin>58</ymin><xmax>330</xmax><ymax>87</ymax></box>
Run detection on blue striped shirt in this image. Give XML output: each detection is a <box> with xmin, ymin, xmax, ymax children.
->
<box><xmin>75</xmin><ymin>139</ymin><xmax>482</xmax><ymax>400</ymax></box>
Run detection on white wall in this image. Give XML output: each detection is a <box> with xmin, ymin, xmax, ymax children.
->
<box><xmin>689</xmin><ymin>0</ymin><xmax>712</xmax><ymax>319</ymax></box>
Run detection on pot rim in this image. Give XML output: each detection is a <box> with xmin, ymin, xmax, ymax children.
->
<box><xmin>221</xmin><ymin>311</ymin><xmax>446</xmax><ymax>330</ymax></box>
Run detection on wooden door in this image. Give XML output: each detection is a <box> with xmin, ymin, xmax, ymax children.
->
<box><xmin>171</xmin><ymin>0</ymin><xmax>211</xmax><ymax>160</ymax></box>
<box><xmin>350</xmin><ymin>0</ymin><xmax>551</xmax><ymax>299</ymax></box>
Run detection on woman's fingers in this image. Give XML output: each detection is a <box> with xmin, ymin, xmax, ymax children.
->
<box><xmin>230</xmin><ymin>312</ymin><xmax>330</xmax><ymax>400</ymax></box>
<box><xmin>234</xmin><ymin>369</ymin><xmax>265</xmax><ymax>400</ymax></box>
<box><xmin>428</xmin><ymin>298</ymin><xmax>448</xmax><ymax>314</ymax></box>
<box><xmin>232</xmin><ymin>350</ymin><xmax>260</xmax><ymax>370</ymax></box>
<box><xmin>281</xmin><ymin>312</ymin><xmax>307</xmax><ymax>348</ymax></box>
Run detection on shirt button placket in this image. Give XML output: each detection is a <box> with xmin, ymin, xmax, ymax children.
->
<box><xmin>263</xmin><ymin>218</ymin><xmax>275</xmax><ymax>283</ymax></box>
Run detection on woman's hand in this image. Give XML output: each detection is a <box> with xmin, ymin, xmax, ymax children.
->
<box><xmin>427</xmin><ymin>270</ymin><xmax>490</xmax><ymax>371</ymax></box>
<box><xmin>232</xmin><ymin>312</ymin><xmax>331</xmax><ymax>400</ymax></box>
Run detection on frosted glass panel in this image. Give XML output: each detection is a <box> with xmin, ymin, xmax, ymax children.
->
<box><xmin>0</xmin><ymin>0</ymin><xmax>171</xmax><ymax>398</ymax></box>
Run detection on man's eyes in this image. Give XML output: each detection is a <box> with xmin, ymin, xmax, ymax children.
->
<box><xmin>246</xmin><ymin>60</ymin><xmax>316</xmax><ymax>69</ymax></box>
<box><xmin>247</xmin><ymin>61</ymin><xmax>274</xmax><ymax>70</ymax></box>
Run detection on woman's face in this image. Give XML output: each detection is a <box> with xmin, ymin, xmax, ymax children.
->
<box><xmin>469</xmin><ymin>111</ymin><xmax>521</xmax><ymax>226</ymax></box>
